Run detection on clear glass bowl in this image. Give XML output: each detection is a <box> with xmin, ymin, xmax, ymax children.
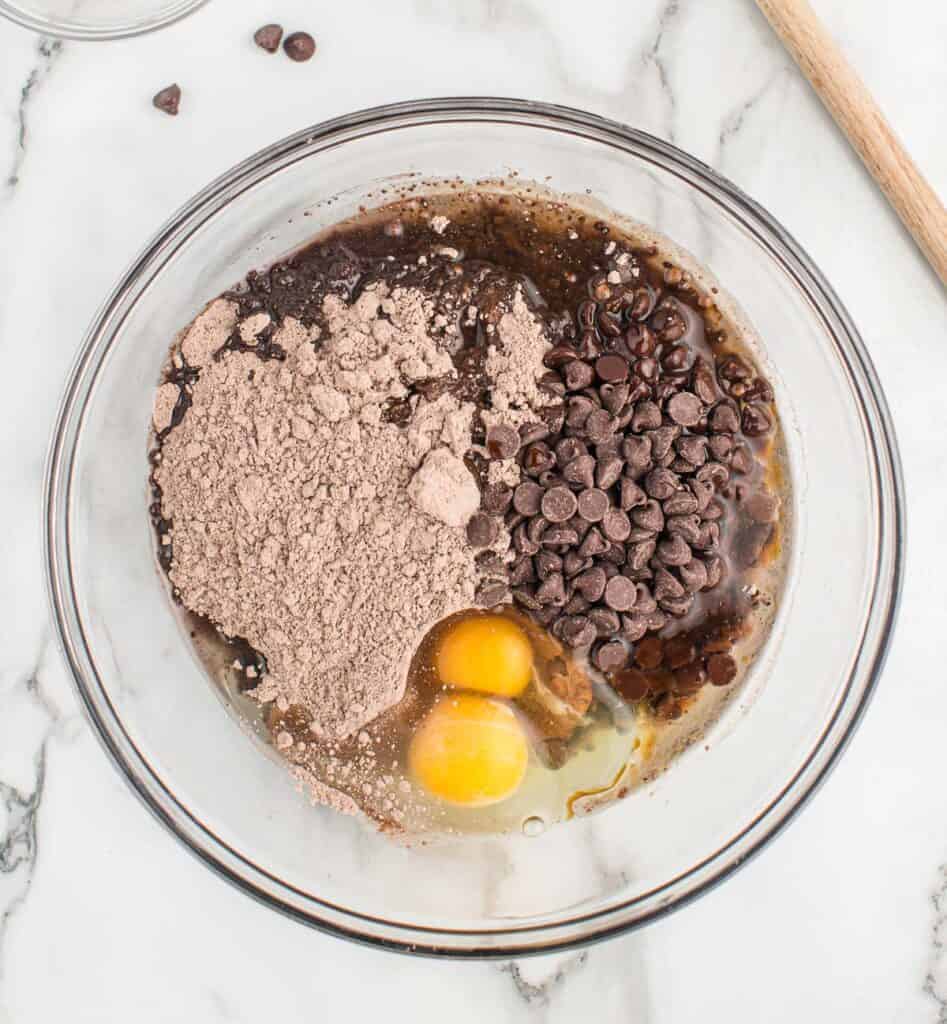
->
<box><xmin>45</xmin><ymin>98</ymin><xmax>904</xmax><ymax>956</ymax></box>
<box><xmin>0</xmin><ymin>0</ymin><xmax>207</xmax><ymax>39</ymax></box>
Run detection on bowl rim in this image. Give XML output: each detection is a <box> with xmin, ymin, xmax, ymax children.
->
<box><xmin>44</xmin><ymin>96</ymin><xmax>905</xmax><ymax>957</ymax></box>
<box><xmin>0</xmin><ymin>0</ymin><xmax>208</xmax><ymax>40</ymax></box>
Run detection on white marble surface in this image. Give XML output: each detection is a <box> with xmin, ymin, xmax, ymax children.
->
<box><xmin>1</xmin><ymin>0</ymin><xmax>945</xmax><ymax>1019</ymax></box>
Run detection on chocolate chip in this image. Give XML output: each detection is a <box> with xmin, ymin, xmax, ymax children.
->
<box><xmin>523</xmin><ymin>442</ymin><xmax>555</xmax><ymax>477</ymax></box>
<box><xmin>593</xmin><ymin>639</ymin><xmax>628</xmax><ymax>672</ymax></box>
<box><xmin>653</xmin><ymin>567</ymin><xmax>685</xmax><ymax>602</ymax></box>
<box><xmin>666</xmin><ymin>391</ymin><xmax>702</xmax><ymax>427</ymax></box>
<box><xmin>696</xmin><ymin>461</ymin><xmax>730</xmax><ymax>490</ymax></box>
<box><xmin>644</xmin><ymin>467</ymin><xmax>679</xmax><ymax>500</ymax></box>
<box><xmin>627</xmin><ymin>539</ymin><xmax>656</xmax><ymax>572</ymax></box>
<box><xmin>600</xmin><ymin>382</ymin><xmax>631</xmax><ymax>414</ymax></box>
<box><xmin>535</xmin><ymin>550</ymin><xmax>563</xmax><ymax>580</ymax></box>
<box><xmin>563</xmin><ymin>594</ymin><xmax>590</xmax><ymax>615</ymax></box>
<box><xmin>742</xmin><ymin>402</ymin><xmax>773</xmax><ymax>437</ymax></box>
<box><xmin>513</xmin><ymin>521</ymin><xmax>540</xmax><ymax>555</ymax></box>
<box><xmin>542</xmin><ymin>485</ymin><xmax>578</xmax><ymax>523</ymax></box>
<box><xmin>672</xmin><ymin>661</ymin><xmax>705</xmax><ymax>695</ymax></box>
<box><xmin>563</xmin><ymin>552</ymin><xmax>592</xmax><ymax>578</ymax></box>
<box><xmin>559</xmin><ymin>616</ymin><xmax>596</xmax><ymax>648</ymax></box>
<box><xmin>631</xmin><ymin>400</ymin><xmax>662</xmax><ymax>432</ymax></box>
<box><xmin>564</xmin><ymin>360</ymin><xmax>596</xmax><ymax>391</ymax></box>
<box><xmin>565</xmin><ymin>391</ymin><xmax>593</xmax><ymax>423</ymax></box>
<box><xmin>664</xmin><ymin>635</ymin><xmax>697</xmax><ymax>670</ymax></box>
<box><xmin>635</xmin><ymin>584</ymin><xmax>657</xmax><ymax>613</ymax></box>
<box><xmin>513</xmin><ymin>585</ymin><xmax>542</xmax><ymax>611</ymax></box>
<box><xmin>509</xmin><ymin>555</ymin><xmax>535</xmax><ymax>586</ymax></box>
<box><xmin>647</xmin><ymin>424</ymin><xmax>679</xmax><ymax>460</ymax></box>
<box><xmin>707</xmin><ymin>652</ymin><xmax>737</xmax><ymax>686</ymax></box>
<box><xmin>555</xmin><ymin>437</ymin><xmax>588</xmax><ymax>466</ymax></box>
<box><xmin>679</xmin><ymin>558</ymin><xmax>709</xmax><ymax>592</ymax></box>
<box><xmin>703</xmin><ymin>554</ymin><xmax>725</xmax><ymax>589</ymax></box>
<box><xmin>585</xmin><ymin>408</ymin><xmax>617</xmax><ymax>443</ymax></box>
<box><xmin>691</xmin><ymin>357</ymin><xmax>717</xmax><ymax>404</ymax></box>
<box><xmin>663</xmin><ymin>491</ymin><xmax>699</xmax><ymax>515</ymax></box>
<box><xmin>661</xmin><ymin>344</ymin><xmax>691</xmax><ymax>372</ymax></box>
<box><xmin>709</xmin><ymin>401</ymin><xmax>740</xmax><ymax>433</ymax></box>
<box><xmin>567</xmin><ymin>514</ymin><xmax>593</xmax><ymax>541</ymax></box>
<box><xmin>283</xmin><ymin>31</ymin><xmax>316</xmax><ymax>61</ymax></box>
<box><xmin>595</xmin><ymin>354</ymin><xmax>629</xmax><ymax>383</ymax></box>
<box><xmin>596</xmin><ymin>455</ymin><xmax>624</xmax><ymax>489</ymax></box>
<box><xmin>631</xmin><ymin>499</ymin><xmax>664</xmax><ymax>533</ymax></box>
<box><xmin>527</xmin><ymin>515</ymin><xmax>549</xmax><ymax>545</ymax></box>
<box><xmin>656</xmin><ymin>534</ymin><xmax>691</xmax><ymax>566</ymax></box>
<box><xmin>611</xmin><ymin>667</ymin><xmax>649</xmax><ymax>704</ymax></box>
<box><xmin>675</xmin><ymin>434</ymin><xmax>708</xmax><ymax>467</ymax></box>
<box><xmin>538</xmin><ymin>470</ymin><xmax>564</xmax><ymax>490</ymax></box>
<box><xmin>666</xmin><ymin>513</ymin><xmax>702</xmax><ymax>545</ymax></box>
<box><xmin>577</xmin><ymin>487</ymin><xmax>609</xmax><ymax>522</ymax></box>
<box><xmin>598</xmin><ymin>311</ymin><xmax>623</xmax><ymax>338</ymax></box>
<box><xmin>475</xmin><ymin>550</ymin><xmax>505</xmax><ymax>575</ymax></box>
<box><xmin>694</xmin><ymin>521</ymin><xmax>721</xmax><ymax>551</ymax></box>
<box><xmin>636</xmin><ymin>356</ymin><xmax>658</xmax><ymax>382</ymax></box>
<box><xmin>476</xmin><ymin>581</ymin><xmax>509</xmax><ymax>607</ymax></box>
<box><xmin>619</xmin><ymin>478</ymin><xmax>647</xmax><ymax>510</ymax></box>
<box><xmin>594</xmin><ymin>436</ymin><xmax>621</xmax><ymax>460</ymax></box>
<box><xmin>563</xmin><ymin>454</ymin><xmax>596</xmax><ymax>489</ymax></box>
<box><xmin>621</xmin><ymin>434</ymin><xmax>652</xmax><ymax>478</ymax></box>
<box><xmin>635</xmin><ymin>636</ymin><xmax>664</xmax><ymax>670</ymax></box>
<box><xmin>543</xmin><ymin>525</ymin><xmax>580</xmax><ymax>547</ymax></box>
<box><xmin>254</xmin><ymin>23</ymin><xmax>284</xmax><ymax>52</ymax></box>
<box><xmin>730</xmin><ymin>444</ymin><xmax>754</xmax><ymax>475</ymax></box>
<box><xmin>577</xmin><ymin>300</ymin><xmax>597</xmax><ymax>329</ymax></box>
<box><xmin>689</xmin><ymin>477</ymin><xmax>714</xmax><ymax>512</ymax></box>
<box><xmin>619</xmin><ymin>614</ymin><xmax>649</xmax><ymax>643</ymax></box>
<box><xmin>486</xmin><ymin>423</ymin><xmax>520</xmax><ymax>459</ymax></box>
<box><xmin>513</xmin><ymin>480</ymin><xmax>543</xmax><ymax>516</ymax></box>
<box><xmin>466</xmin><ymin>513</ymin><xmax>498</xmax><ymax>548</ymax></box>
<box><xmin>578</xmin><ymin>527</ymin><xmax>609</xmax><ymax>558</ymax></box>
<box><xmin>604</xmin><ymin>575</ymin><xmax>637</xmax><ymax>611</ymax></box>
<box><xmin>601</xmin><ymin>541</ymin><xmax>627</xmax><ymax>566</ymax></box>
<box><xmin>647</xmin><ymin>610</ymin><xmax>668</xmax><ymax>632</ymax></box>
<box><xmin>536</xmin><ymin>572</ymin><xmax>567</xmax><ymax>606</ymax></box>
<box><xmin>574</xmin><ymin>566</ymin><xmax>607</xmax><ymax>602</ymax></box>
<box><xmin>152</xmin><ymin>84</ymin><xmax>181</xmax><ymax>116</ymax></box>
<box><xmin>481</xmin><ymin>482</ymin><xmax>513</xmax><ymax>514</ymax></box>
<box><xmin>545</xmin><ymin>344</ymin><xmax>580</xmax><ymax>368</ymax></box>
<box><xmin>708</xmin><ymin>433</ymin><xmax>733</xmax><ymax>460</ymax></box>
<box><xmin>590</xmin><ymin>607</ymin><xmax>622</xmax><ymax>637</ymax></box>
<box><xmin>602</xmin><ymin>507</ymin><xmax>632</xmax><ymax>543</ymax></box>
<box><xmin>702</xmin><ymin>499</ymin><xmax>724</xmax><ymax>521</ymax></box>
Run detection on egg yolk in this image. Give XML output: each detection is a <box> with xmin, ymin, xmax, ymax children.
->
<box><xmin>435</xmin><ymin>614</ymin><xmax>533</xmax><ymax>698</ymax></box>
<box><xmin>408</xmin><ymin>694</ymin><xmax>529</xmax><ymax>807</ymax></box>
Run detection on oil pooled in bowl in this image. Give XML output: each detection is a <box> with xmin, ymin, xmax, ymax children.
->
<box><xmin>153</xmin><ymin>182</ymin><xmax>791</xmax><ymax>837</ymax></box>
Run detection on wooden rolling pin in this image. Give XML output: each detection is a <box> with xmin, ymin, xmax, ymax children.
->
<box><xmin>754</xmin><ymin>0</ymin><xmax>947</xmax><ymax>288</ymax></box>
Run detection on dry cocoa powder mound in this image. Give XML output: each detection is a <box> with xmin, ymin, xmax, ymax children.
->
<box><xmin>156</xmin><ymin>287</ymin><xmax>496</xmax><ymax>740</ymax></box>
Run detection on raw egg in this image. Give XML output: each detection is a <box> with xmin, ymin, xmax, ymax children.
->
<box><xmin>435</xmin><ymin>614</ymin><xmax>533</xmax><ymax>698</ymax></box>
<box><xmin>408</xmin><ymin>694</ymin><xmax>529</xmax><ymax>807</ymax></box>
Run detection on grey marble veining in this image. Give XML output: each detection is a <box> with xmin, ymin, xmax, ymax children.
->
<box><xmin>0</xmin><ymin>0</ymin><xmax>944</xmax><ymax>1019</ymax></box>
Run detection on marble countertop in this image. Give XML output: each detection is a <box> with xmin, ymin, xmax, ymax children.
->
<box><xmin>1</xmin><ymin>0</ymin><xmax>945</xmax><ymax>1019</ymax></box>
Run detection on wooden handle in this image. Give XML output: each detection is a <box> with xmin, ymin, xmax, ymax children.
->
<box><xmin>755</xmin><ymin>0</ymin><xmax>947</xmax><ymax>288</ymax></box>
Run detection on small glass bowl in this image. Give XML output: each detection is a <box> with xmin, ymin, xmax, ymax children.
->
<box><xmin>45</xmin><ymin>99</ymin><xmax>904</xmax><ymax>956</ymax></box>
<box><xmin>0</xmin><ymin>0</ymin><xmax>207</xmax><ymax>40</ymax></box>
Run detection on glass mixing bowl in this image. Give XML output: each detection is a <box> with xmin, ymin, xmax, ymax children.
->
<box><xmin>0</xmin><ymin>0</ymin><xmax>207</xmax><ymax>39</ymax></box>
<box><xmin>45</xmin><ymin>98</ymin><xmax>904</xmax><ymax>956</ymax></box>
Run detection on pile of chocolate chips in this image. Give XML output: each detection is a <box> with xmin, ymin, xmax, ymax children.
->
<box><xmin>468</xmin><ymin>263</ymin><xmax>776</xmax><ymax>681</ymax></box>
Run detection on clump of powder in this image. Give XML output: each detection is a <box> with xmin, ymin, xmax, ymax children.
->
<box><xmin>485</xmin><ymin>289</ymin><xmax>555</xmax><ymax>422</ymax></box>
<box><xmin>156</xmin><ymin>287</ymin><xmax>485</xmax><ymax>741</ymax></box>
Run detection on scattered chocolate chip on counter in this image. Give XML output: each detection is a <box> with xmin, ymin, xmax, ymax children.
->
<box><xmin>152</xmin><ymin>84</ymin><xmax>181</xmax><ymax>116</ymax></box>
<box><xmin>253</xmin><ymin>23</ymin><xmax>284</xmax><ymax>53</ymax></box>
<box><xmin>283</xmin><ymin>31</ymin><xmax>316</xmax><ymax>62</ymax></box>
